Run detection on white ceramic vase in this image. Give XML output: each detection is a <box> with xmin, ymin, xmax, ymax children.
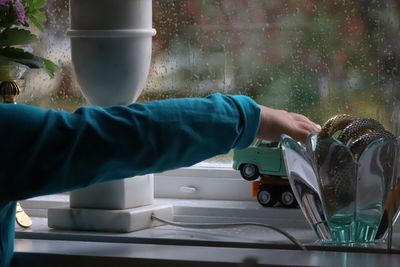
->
<box><xmin>69</xmin><ymin>0</ymin><xmax>156</xmax><ymax>106</ymax></box>
<box><xmin>68</xmin><ymin>0</ymin><xmax>156</xmax><ymax>210</ymax></box>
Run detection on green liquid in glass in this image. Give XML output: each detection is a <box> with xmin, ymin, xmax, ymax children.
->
<box><xmin>326</xmin><ymin>208</ymin><xmax>381</xmax><ymax>244</ymax></box>
<box><xmin>328</xmin><ymin>213</ymin><xmax>356</xmax><ymax>243</ymax></box>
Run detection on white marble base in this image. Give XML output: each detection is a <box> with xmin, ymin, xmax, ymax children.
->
<box><xmin>47</xmin><ymin>204</ymin><xmax>173</xmax><ymax>232</ymax></box>
<box><xmin>70</xmin><ymin>174</ymin><xmax>154</xmax><ymax>210</ymax></box>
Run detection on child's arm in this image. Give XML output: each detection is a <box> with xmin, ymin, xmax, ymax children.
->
<box><xmin>0</xmin><ymin>94</ymin><xmax>258</xmax><ymax>201</ymax></box>
<box><xmin>0</xmin><ymin>93</ymin><xmax>319</xmax><ymax>202</ymax></box>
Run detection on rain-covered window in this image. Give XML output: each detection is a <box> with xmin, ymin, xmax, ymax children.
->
<box><xmin>25</xmin><ymin>0</ymin><xmax>400</xmax><ymax>159</ymax></box>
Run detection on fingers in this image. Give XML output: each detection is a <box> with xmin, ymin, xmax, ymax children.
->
<box><xmin>290</xmin><ymin>112</ymin><xmax>321</xmax><ymax>132</ymax></box>
<box><xmin>256</xmin><ymin>105</ymin><xmax>321</xmax><ymax>142</ymax></box>
<box><xmin>291</xmin><ymin>121</ymin><xmax>319</xmax><ymax>142</ymax></box>
<box><xmin>296</xmin><ymin>120</ymin><xmax>321</xmax><ymax>134</ymax></box>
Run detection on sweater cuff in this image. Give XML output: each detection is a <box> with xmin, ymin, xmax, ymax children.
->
<box><xmin>228</xmin><ymin>95</ymin><xmax>261</xmax><ymax>149</ymax></box>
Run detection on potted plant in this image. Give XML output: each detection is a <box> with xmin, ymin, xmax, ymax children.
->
<box><xmin>0</xmin><ymin>0</ymin><xmax>58</xmax><ymax>102</ymax></box>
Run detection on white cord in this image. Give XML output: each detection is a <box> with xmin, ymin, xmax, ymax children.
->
<box><xmin>151</xmin><ymin>214</ymin><xmax>307</xmax><ymax>250</ymax></box>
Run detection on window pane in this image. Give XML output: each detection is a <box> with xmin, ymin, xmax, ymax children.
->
<box><xmin>22</xmin><ymin>0</ymin><xmax>400</xmax><ymax>157</ymax></box>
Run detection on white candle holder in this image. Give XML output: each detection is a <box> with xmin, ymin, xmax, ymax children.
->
<box><xmin>48</xmin><ymin>0</ymin><xmax>173</xmax><ymax>232</ymax></box>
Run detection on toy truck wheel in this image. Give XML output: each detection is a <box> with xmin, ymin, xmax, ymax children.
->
<box><xmin>240</xmin><ymin>164</ymin><xmax>260</xmax><ymax>181</ymax></box>
<box><xmin>279</xmin><ymin>190</ymin><xmax>297</xmax><ymax>208</ymax></box>
<box><xmin>257</xmin><ymin>186</ymin><xmax>278</xmax><ymax>207</ymax></box>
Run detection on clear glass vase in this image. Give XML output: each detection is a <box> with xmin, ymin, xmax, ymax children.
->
<box><xmin>281</xmin><ymin>133</ymin><xmax>398</xmax><ymax>246</ymax></box>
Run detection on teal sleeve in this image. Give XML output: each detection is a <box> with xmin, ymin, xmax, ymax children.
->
<box><xmin>0</xmin><ymin>93</ymin><xmax>260</xmax><ymax>202</ymax></box>
<box><xmin>0</xmin><ymin>202</ymin><xmax>15</xmax><ymax>267</ymax></box>
<box><xmin>0</xmin><ymin>93</ymin><xmax>260</xmax><ymax>266</ymax></box>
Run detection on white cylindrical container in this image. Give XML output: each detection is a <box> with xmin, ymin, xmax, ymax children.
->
<box><xmin>68</xmin><ymin>29</ymin><xmax>156</xmax><ymax>105</ymax></box>
<box><xmin>69</xmin><ymin>0</ymin><xmax>156</xmax><ymax>105</ymax></box>
<box><xmin>70</xmin><ymin>0</ymin><xmax>153</xmax><ymax>30</ymax></box>
<box><xmin>67</xmin><ymin>0</ymin><xmax>156</xmax><ymax>211</ymax></box>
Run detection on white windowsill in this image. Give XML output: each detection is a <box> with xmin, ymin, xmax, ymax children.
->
<box><xmin>13</xmin><ymin>202</ymin><xmax>400</xmax><ymax>267</ymax></box>
<box><xmin>17</xmin><ymin>196</ymin><xmax>319</xmax><ymax>267</ymax></box>
<box><xmin>15</xmin><ymin>165</ymin><xmax>400</xmax><ymax>267</ymax></box>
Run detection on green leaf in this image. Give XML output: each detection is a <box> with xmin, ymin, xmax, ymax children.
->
<box><xmin>0</xmin><ymin>47</ymin><xmax>59</xmax><ymax>78</ymax></box>
<box><xmin>42</xmin><ymin>58</ymin><xmax>59</xmax><ymax>78</ymax></box>
<box><xmin>24</xmin><ymin>0</ymin><xmax>47</xmax><ymax>32</ymax></box>
<box><xmin>24</xmin><ymin>0</ymin><xmax>46</xmax><ymax>11</ymax></box>
<box><xmin>29</xmin><ymin>9</ymin><xmax>46</xmax><ymax>20</ymax></box>
<box><xmin>32</xmin><ymin>0</ymin><xmax>46</xmax><ymax>9</ymax></box>
<box><xmin>27</xmin><ymin>11</ymin><xmax>46</xmax><ymax>32</ymax></box>
<box><xmin>0</xmin><ymin>28</ymin><xmax>39</xmax><ymax>46</ymax></box>
<box><xmin>0</xmin><ymin>47</ymin><xmax>44</xmax><ymax>69</ymax></box>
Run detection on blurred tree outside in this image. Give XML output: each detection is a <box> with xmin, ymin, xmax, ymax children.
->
<box><xmin>22</xmin><ymin>0</ymin><xmax>400</xmax><ymax>135</ymax></box>
<box><xmin>147</xmin><ymin>0</ymin><xmax>400</xmax><ymax>133</ymax></box>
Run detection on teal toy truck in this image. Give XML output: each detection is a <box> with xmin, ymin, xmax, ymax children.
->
<box><xmin>232</xmin><ymin>139</ymin><xmax>297</xmax><ymax>208</ymax></box>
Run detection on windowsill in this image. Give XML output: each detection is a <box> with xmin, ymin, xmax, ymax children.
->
<box><xmin>16</xmin><ymin>198</ymin><xmax>313</xmax><ymax>247</ymax></box>
<box><xmin>16</xmin><ymin>198</ymin><xmax>400</xmax><ymax>251</ymax></box>
<box><xmin>15</xmin><ymin>166</ymin><xmax>400</xmax><ymax>266</ymax></box>
<box><xmin>13</xmin><ymin>199</ymin><xmax>400</xmax><ymax>267</ymax></box>
<box><xmin>15</xmin><ymin>198</ymin><xmax>321</xmax><ymax>266</ymax></box>
<box><xmin>14</xmin><ymin>198</ymin><xmax>400</xmax><ymax>267</ymax></box>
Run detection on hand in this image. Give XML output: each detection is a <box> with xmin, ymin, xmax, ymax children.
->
<box><xmin>257</xmin><ymin>105</ymin><xmax>321</xmax><ymax>142</ymax></box>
